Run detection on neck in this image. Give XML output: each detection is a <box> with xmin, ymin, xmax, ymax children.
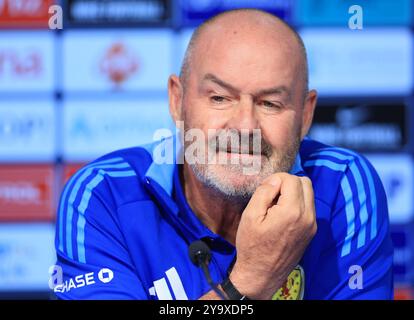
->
<box><xmin>181</xmin><ymin>163</ymin><xmax>246</xmax><ymax>245</ymax></box>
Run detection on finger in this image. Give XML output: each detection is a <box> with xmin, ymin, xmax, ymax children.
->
<box><xmin>245</xmin><ymin>176</ymin><xmax>282</xmax><ymax>219</ymax></box>
<box><xmin>276</xmin><ymin>173</ymin><xmax>304</xmax><ymax>206</ymax></box>
<box><xmin>261</xmin><ymin>173</ymin><xmax>282</xmax><ymax>187</ymax></box>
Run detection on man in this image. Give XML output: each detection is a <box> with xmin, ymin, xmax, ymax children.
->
<box><xmin>53</xmin><ymin>9</ymin><xmax>393</xmax><ymax>299</ymax></box>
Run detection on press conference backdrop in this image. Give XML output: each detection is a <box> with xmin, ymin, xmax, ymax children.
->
<box><xmin>0</xmin><ymin>0</ymin><xmax>413</xmax><ymax>300</ymax></box>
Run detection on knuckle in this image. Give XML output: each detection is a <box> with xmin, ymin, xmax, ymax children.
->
<box><xmin>311</xmin><ymin>221</ymin><xmax>318</xmax><ymax>235</ymax></box>
<box><xmin>294</xmin><ymin>176</ymin><xmax>305</xmax><ymax>188</ymax></box>
<box><xmin>305</xmin><ymin>211</ymin><xmax>317</xmax><ymax>228</ymax></box>
<box><xmin>303</xmin><ymin>211</ymin><xmax>315</xmax><ymax>227</ymax></box>
<box><xmin>275</xmin><ymin>172</ymin><xmax>288</xmax><ymax>179</ymax></box>
<box><xmin>290</xmin><ymin>207</ymin><xmax>303</xmax><ymax>222</ymax></box>
<box><xmin>300</xmin><ymin>176</ymin><xmax>313</xmax><ymax>187</ymax></box>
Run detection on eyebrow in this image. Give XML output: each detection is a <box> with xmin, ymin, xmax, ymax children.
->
<box><xmin>255</xmin><ymin>86</ymin><xmax>291</xmax><ymax>99</ymax></box>
<box><xmin>202</xmin><ymin>73</ymin><xmax>239</xmax><ymax>95</ymax></box>
<box><xmin>202</xmin><ymin>73</ymin><xmax>291</xmax><ymax>100</ymax></box>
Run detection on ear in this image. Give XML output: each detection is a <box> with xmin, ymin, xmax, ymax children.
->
<box><xmin>168</xmin><ymin>74</ymin><xmax>184</xmax><ymax>123</ymax></box>
<box><xmin>300</xmin><ymin>89</ymin><xmax>317</xmax><ymax>139</ymax></box>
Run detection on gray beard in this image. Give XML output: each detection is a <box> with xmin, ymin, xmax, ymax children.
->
<box><xmin>185</xmin><ymin>133</ymin><xmax>301</xmax><ymax>202</ymax></box>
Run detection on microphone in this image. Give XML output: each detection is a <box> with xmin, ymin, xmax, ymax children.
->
<box><xmin>188</xmin><ymin>240</ymin><xmax>228</xmax><ymax>300</ymax></box>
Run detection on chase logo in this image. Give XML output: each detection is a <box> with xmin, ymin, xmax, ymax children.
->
<box><xmin>52</xmin><ymin>267</ymin><xmax>115</xmax><ymax>293</ymax></box>
<box><xmin>98</xmin><ymin>268</ymin><xmax>114</xmax><ymax>284</ymax></box>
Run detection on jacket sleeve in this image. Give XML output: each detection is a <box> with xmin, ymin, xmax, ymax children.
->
<box><xmin>310</xmin><ymin>156</ymin><xmax>394</xmax><ymax>300</ymax></box>
<box><xmin>53</xmin><ymin>162</ymin><xmax>148</xmax><ymax>299</ymax></box>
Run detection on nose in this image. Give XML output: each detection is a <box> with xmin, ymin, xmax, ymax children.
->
<box><xmin>226</xmin><ymin>95</ymin><xmax>259</xmax><ymax>132</ymax></box>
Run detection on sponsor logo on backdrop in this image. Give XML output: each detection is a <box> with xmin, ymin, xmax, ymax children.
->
<box><xmin>0</xmin><ymin>48</ymin><xmax>42</xmax><ymax>78</ymax></box>
<box><xmin>0</xmin><ymin>181</ymin><xmax>47</xmax><ymax>204</ymax></box>
<box><xmin>309</xmin><ymin>103</ymin><xmax>406</xmax><ymax>151</ymax></box>
<box><xmin>0</xmin><ymin>166</ymin><xmax>54</xmax><ymax>221</ymax></box>
<box><xmin>0</xmin><ymin>102</ymin><xmax>55</xmax><ymax>160</ymax></box>
<box><xmin>179</xmin><ymin>0</ymin><xmax>293</xmax><ymax>25</ymax></box>
<box><xmin>0</xmin><ymin>0</ymin><xmax>54</xmax><ymax>28</ymax></box>
<box><xmin>391</xmin><ymin>225</ymin><xmax>414</xmax><ymax>283</ymax></box>
<box><xmin>0</xmin><ymin>224</ymin><xmax>55</xmax><ymax>290</ymax></box>
<box><xmin>394</xmin><ymin>287</ymin><xmax>414</xmax><ymax>300</ymax></box>
<box><xmin>0</xmin><ymin>110</ymin><xmax>47</xmax><ymax>139</ymax></box>
<box><xmin>296</xmin><ymin>0</ymin><xmax>411</xmax><ymax>26</ymax></box>
<box><xmin>100</xmin><ymin>42</ymin><xmax>139</xmax><ymax>88</ymax></box>
<box><xmin>63</xmin><ymin>99</ymin><xmax>172</xmax><ymax>161</ymax></box>
<box><xmin>63</xmin><ymin>31</ymin><xmax>172</xmax><ymax>92</ymax></box>
<box><xmin>0</xmin><ymin>32</ymin><xmax>54</xmax><ymax>92</ymax></box>
<box><xmin>301</xmin><ymin>28</ymin><xmax>412</xmax><ymax>95</ymax></box>
<box><xmin>65</xmin><ymin>0</ymin><xmax>170</xmax><ymax>26</ymax></box>
<box><xmin>365</xmin><ymin>154</ymin><xmax>413</xmax><ymax>224</ymax></box>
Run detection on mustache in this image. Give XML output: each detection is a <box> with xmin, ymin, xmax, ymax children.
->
<box><xmin>208</xmin><ymin>130</ymin><xmax>273</xmax><ymax>157</ymax></box>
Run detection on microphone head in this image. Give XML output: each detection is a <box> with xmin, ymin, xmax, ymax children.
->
<box><xmin>188</xmin><ymin>240</ymin><xmax>211</xmax><ymax>267</ymax></box>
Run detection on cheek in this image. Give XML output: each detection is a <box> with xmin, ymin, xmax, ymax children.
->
<box><xmin>182</xmin><ymin>97</ymin><xmax>203</xmax><ymax>127</ymax></box>
<box><xmin>205</xmin><ymin>111</ymin><xmax>230</xmax><ymax>130</ymax></box>
<box><xmin>184</xmin><ymin>98</ymin><xmax>230</xmax><ymax>131</ymax></box>
<box><xmin>260</xmin><ymin>113</ymin><xmax>300</xmax><ymax>148</ymax></box>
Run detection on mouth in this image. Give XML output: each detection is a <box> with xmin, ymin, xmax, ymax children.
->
<box><xmin>217</xmin><ymin>150</ymin><xmax>265</xmax><ymax>158</ymax></box>
<box><xmin>223</xmin><ymin>146</ymin><xmax>266</xmax><ymax>156</ymax></box>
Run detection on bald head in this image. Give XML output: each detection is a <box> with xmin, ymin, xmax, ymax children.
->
<box><xmin>180</xmin><ymin>9</ymin><xmax>309</xmax><ymax>99</ymax></box>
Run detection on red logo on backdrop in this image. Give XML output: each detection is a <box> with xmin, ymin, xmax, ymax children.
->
<box><xmin>0</xmin><ymin>165</ymin><xmax>55</xmax><ymax>221</ymax></box>
<box><xmin>100</xmin><ymin>42</ymin><xmax>139</xmax><ymax>88</ymax></box>
<box><xmin>0</xmin><ymin>49</ymin><xmax>43</xmax><ymax>78</ymax></box>
<box><xmin>395</xmin><ymin>286</ymin><xmax>414</xmax><ymax>300</ymax></box>
<box><xmin>0</xmin><ymin>0</ymin><xmax>54</xmax><ymax>28</ymax></box>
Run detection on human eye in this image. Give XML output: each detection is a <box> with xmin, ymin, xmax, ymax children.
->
<box><xmin>210</xmin><ymin>95</ymin><xmax>229</xmax><ymax>104</ymax></box>
<box><xmin>260</xmin><ymin>100</ymin><xmax>283</xmax><ymax>111</ymax></box>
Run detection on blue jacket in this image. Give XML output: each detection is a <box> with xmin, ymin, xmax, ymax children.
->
<box><xmin>53</xmin><ymin>136</ymin><xmax>393</xmax><ymax>299</ymax></box>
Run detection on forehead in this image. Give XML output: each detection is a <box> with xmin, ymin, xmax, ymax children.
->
<box><xmin>190</xmin><ymin>24</ymin><xmax>301</xmax><ymax>90</ymax></box>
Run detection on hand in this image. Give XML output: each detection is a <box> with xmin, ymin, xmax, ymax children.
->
<box><xmin>229</xmin><ymin>173</ymin><xmax>317</xmax><ymax>300</ymax></box>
